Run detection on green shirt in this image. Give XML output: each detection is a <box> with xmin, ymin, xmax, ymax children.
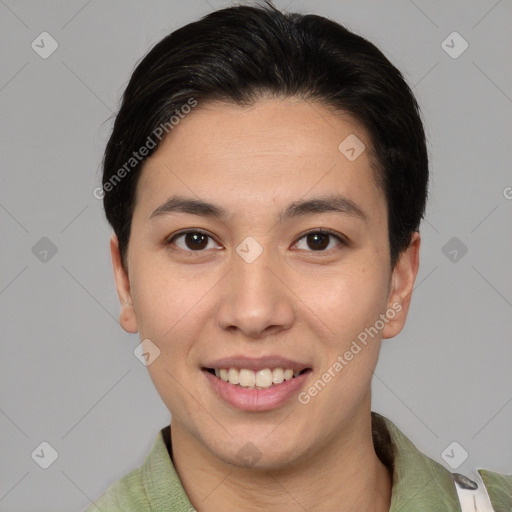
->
<box><xmin>85</xmin><ymin>412</ymin><xmax>511</xmax><ymax>511</ymax></box>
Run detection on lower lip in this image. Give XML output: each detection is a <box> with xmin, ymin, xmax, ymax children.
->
<box><xmin>203</xmin><ymin>370</ymin><xmax>311</xmax><ymax>412</ymax></box>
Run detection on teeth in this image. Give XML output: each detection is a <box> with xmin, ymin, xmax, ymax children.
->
<box><xmin>272</xmin><ymin>368</ymin><xmax>284</xmax><ymax>384</ymax></box>
<box><xmin>228</xmin><ymin>368</ymin><xmax>239</xmax><ymax>385</ymax></box>
<box><xmin>239</xmin><ymin>369</ymin><xmax>255</xmax><ymax>387</ymax></box>
<box><xmin>213</xmin><ymin>367</ymin><xmax>306</xmax><ymax>389</ymax></box>
<box><xmin>255</xmin><ymin>368</ymin><xmax>273</xmax><ymax>387</ymax></box>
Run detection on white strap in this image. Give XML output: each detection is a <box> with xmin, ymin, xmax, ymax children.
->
<box><xmin>454</xmin><ymin>472</ymin><xmax>495</xmax><ymax>512</ymax></box>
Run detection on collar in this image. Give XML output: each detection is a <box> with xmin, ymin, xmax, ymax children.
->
<box><xmin>141</xmin><ymin>412</ymin><xmax>462</xmax><ymax>511</ymax></box>
<box><xmin>372</xmin><ymin>412</ymin><xmax>461</xmax><ymax>510</ymax></box>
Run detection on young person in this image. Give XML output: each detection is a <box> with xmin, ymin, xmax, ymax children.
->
<box><xmin>86</xmin><ymin>3</ymin><xmax>511</xmax><ymax>511</ymax></box>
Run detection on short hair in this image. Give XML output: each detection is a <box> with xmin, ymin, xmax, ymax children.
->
<box><xmin>101</xmin><ymin>2</ymin><xmax>429</xmax><ymax>268</ymax></box>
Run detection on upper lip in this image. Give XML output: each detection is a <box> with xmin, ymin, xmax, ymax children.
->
<box><xmin>202</xmin><ymin>356</ymin><xmax>311</xmax><ymax>372</ymax></box>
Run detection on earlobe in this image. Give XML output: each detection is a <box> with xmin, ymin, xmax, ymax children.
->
<box><xmin>110</xmin><ymin>234</ymin><xmax>139</xmax><ymax>334</ymax></box>
<box><xmin>382</xmin><ymin>232</ymin><xmax>421</xmax><ymax>339</ymax></box>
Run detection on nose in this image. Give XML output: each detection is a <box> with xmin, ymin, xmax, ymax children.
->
<box><xmin>216</xmin><ymin>246</ymin><xmax>295</xmax><ymax>339</ymax></box>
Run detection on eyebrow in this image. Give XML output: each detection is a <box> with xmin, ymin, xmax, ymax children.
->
<box><xmin>150</xmin><ymin>194</ymin><xmax>367</xmax><ymax>222</ymax></box>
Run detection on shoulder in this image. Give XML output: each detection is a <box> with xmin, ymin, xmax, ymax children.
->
<box><xmin>83</xmin><ymin>426</ymin><xmax>195</xmax><ymax>512</ymax></box>
<box><xmin>83</xmin><ymin>463</ymin><xmax>148</xmax><ymax>512</ymax></box>
<box><xmin>478</xmin><ymin>468</ymin><xmax>512</xmax><ymax>511</ymax></box>
<box><xmin>372</xmin><ymin>413</ymin><xmax>511</xmax><ymax>511</ymax></box>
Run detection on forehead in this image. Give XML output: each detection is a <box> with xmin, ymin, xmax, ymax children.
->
<box><xmin>136</xmin><ymin>97</ymin><xmax>384</xmax><ymax>218</ymax></box>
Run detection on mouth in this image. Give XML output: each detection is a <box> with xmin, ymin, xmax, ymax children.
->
<box><xmin>202</xmin><ymin>365</ymin><xmax>313</xmax><ymax>412</ymax></box>
<box><xmin>202</xmin><ymin>367</ymin><xmax>312</xmax><ymax>389</ymax></box>
<box><xmin>200</xmin><ymin>355</ymin><xmax>313</xmax><ymax>411</ymax></box>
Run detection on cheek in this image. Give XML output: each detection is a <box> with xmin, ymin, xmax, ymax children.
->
<box><xmin>128</xmin><ymin>259</ymin><xmax>218</xmax><ymax>407</ymax></box>
<box><xmin>133</xmin><ymin>266</ymin><xmax>206</xmax><ymax>413</ymax></box>
<box><xmin>304</xmin><ymin>261</ymin><xmax>390</xmax><ymax>341</ymax></box>
<box><xmin>129</xmin><ymin>256</ymin><xmax>204</xmax><ymax>341</ymax></box>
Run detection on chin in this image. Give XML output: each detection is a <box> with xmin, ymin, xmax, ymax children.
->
<box><xmin>209</xmin><ymin>432</ymin><xmax>310</xmax><ymax>472</ymax></box>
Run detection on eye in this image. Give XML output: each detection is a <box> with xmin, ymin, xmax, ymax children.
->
<box><xmin>167</xmin><ymin>229</ymin><xmax>221</xmax><ymax>252</ymax></box>
<box><xmin>294</xmin><ymin>229</ymin><xmax>345</xmax><ymax>252</ymax></box>
<box><xmin>166</xmin><ymin>228</ymin><xmax>346</xmax><ymax>254</ymax></box>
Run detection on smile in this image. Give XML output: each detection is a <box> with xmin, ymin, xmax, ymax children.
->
<box><xmin>202</xmin><ymin>366</ymin><xmax>312</xmax><ymax>412</ymax></box>
<box><xmin>205</xmin><ymin>367</ymin><xmax>309</xmax><ymax>389</ymax></box>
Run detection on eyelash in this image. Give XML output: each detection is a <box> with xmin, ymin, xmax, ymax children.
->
<box><xmin>165</xmin><ymin>228</ymin><xmax>346</xmax><ymax>254</ymax></box>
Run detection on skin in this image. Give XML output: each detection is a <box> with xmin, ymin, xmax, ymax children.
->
<box><xmin>111</xmin><ymin>96</ymin><xmax>420</xmax><ymax>511</ymax></box>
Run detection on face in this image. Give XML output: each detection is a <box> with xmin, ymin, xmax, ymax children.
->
<box><xmin>111</xmin><ymin>97</ymin><xmax>419</xmax><ymax>469</ymax></box>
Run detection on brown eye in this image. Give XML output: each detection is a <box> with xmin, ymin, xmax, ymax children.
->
<box><xmin>168</xmin><ymin>230</ymin><xmax>220</xmax><ymax>251</ymax></box>
<box><xmin>295</xmin><ymin>230</ymin><xmax>344</xmax><ymax>252</ymax></box>
<box><xmin>183</xmin><ymin>232</ymin><xmax>209</xmax><ymax>250</ymax></box>
<box><xmin>306</xmin><ymin>232</ymin><xmax>329</xmax><ymax>250</ymax></box>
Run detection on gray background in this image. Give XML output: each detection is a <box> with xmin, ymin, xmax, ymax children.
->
<box><xmin>1</xmin><ymin>0</ymin><xmax>511</xmax><ymax>510</ymax></box>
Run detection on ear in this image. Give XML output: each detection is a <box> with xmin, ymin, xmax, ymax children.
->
<box><xmin>382</xmin><ymin>232</ymin><xmax>421</xmax><ymax>339</ymax></box>
<box><xmin>110</xmin><ymin>234</ymin><xmax>139</xmax><ymax>334</ymax></box>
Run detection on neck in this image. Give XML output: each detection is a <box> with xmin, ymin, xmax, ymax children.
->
<box><xmin>170</xmin><ymin>407</ymin><xmax>392</xmax><ymax>512</ymax></box>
